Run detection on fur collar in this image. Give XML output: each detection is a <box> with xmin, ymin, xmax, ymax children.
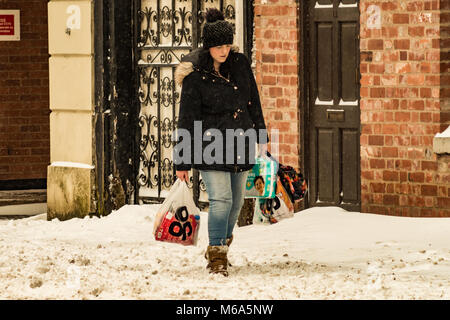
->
<box><xmin>174</xmin><ymin>45</ymin><xmax>240</xmax><ymax>86</ymax></box>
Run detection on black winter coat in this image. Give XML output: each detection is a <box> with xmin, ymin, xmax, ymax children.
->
<box><xmin>174</xmin><ymin>47</ymin><xmax>268</xmax><ymax>173</ymax></box>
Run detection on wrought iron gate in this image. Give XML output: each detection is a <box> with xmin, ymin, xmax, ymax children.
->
<box><xmin>134</xmin><ymin>0</ymin><xmax>246</xmax><ymax>204</ymax></box>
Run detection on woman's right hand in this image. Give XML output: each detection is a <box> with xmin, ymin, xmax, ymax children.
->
<box><xmin>176</xmin><ymin>170</ymin><xmax>189</xmax><ymax>182</ymax></box>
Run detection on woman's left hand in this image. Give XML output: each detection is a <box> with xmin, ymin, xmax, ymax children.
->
<box><xmin>176</xmin><ymin>170</ymin><xmax>189</xmax><ymax>182</ymax></box>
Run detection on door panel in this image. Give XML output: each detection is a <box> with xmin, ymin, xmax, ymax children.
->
<box><xmin>307</xmin><ymin>0</ymin><xmax>360</xmax><ymax>211</ymax></box>
<box><xmin>340</xmin><ymin>23</ymin><xmax>358</xmax><ymax>101</ymax></box>
<box><xmin>317</xmin><ymin>128</ymin><xmax>334</xmax><ymax>202</ymax></box>
<box><xmin>342</xmin><ymin>129</ymin><xmax>359</xmax><ymax>203</ymax></box>
<box><xmin>317</xmin><ymin>23</ymin><xmax>333</xmax><ymax>101</ymax></box>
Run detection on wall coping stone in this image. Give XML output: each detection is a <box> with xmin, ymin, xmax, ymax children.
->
<box><xmin>433</xmin><ymin>125</ymin><xmax>450</xmax><ymax>154</ymax></box>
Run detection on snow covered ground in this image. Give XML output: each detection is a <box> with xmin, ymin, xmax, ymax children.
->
<box><xmin>0</xmin><ymin>205</ymin><xmax>449</xmax><ymax>300</ymax></box>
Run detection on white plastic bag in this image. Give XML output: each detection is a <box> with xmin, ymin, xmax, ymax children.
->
<box><xmin>153</xmin><ymin>180</ymin><xmax>201</xmax><ymax>246</ymax></box>
<box><xmin>253</xmin><ymin>195</ymin><xmax>293</xmax><ymax>225</ymax></box>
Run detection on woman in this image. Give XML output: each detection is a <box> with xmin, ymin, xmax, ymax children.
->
<box><xmin>174</xmin><ymin>8</ymin><xmax>268</xmax><ymax>276</ymax></box>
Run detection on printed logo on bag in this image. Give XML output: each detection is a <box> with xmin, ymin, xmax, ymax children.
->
<box><xmin>168</xmin><ymin>206</ymin><xmax>193</xmax><ymax>241</ymax></box>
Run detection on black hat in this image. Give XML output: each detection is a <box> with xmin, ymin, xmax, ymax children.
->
<box><xmin>202</xmin><ymin>8</ymin><xmax>234</xmax><ymax>49</ymax></box>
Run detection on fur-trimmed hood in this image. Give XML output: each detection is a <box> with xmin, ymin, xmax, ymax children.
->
<box><xmin>174</xmin><ymin>45</ymin><xmax>240</xmax><ymax>86</ymax></box>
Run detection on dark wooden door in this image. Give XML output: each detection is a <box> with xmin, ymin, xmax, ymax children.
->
<box><xmin>307</xmin><ymin>0</ymin><xmax>360</xmax><ymax>211</ymax></box>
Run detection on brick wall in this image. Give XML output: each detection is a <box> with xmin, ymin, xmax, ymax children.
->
<box><xmin>360</xmin><ymin>0</ymin><xmax>449</xmax><ymax>216</ymax></box>
<box><xmin>0</xmin><ymin>0</ymin><xmax>49</xmax><ymax>182</ymax></box>
<box><xmin>253</xmin><ymin>0</ymin><xmax>301</xmax><ymax>169</ymax></box>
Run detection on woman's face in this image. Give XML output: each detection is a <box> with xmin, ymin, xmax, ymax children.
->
<box><xmin>255</xmin><ymin>178</ymin><xmax>265</xmax><ymax>195</ymax></box>
<box><xmin>209</xmin><ymin>44</ymin><xmax>232</xmax><ymax>65</ymax></box>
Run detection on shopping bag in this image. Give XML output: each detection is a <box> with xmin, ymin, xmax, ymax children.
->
<box><xmin>153</xmin><ymin>179</ymin><xmax>201</xmax><ymax>246</ymax></box>
<box><xmin>271</xmin><ymin>193</ymin><xmax>294</xmax><ymax>222</ymax></box>
<box><xmin>245</xmin><ymin>156</ymin><xmax>278</xmax><ymax>199</ymax></box>
<box><xmin>253</xmin><ymin>198</ymin><xmax>271</xmax><ymax>224</ymax></box>
<box><xmin>278</xmin><ymin>164</ymin><xmax>307</xmax><ymax>202</ymax></box>
<box><xmin>275</xmin><ymin>177</ymin><xmax>294</xmax><ymax>213</ymax></box>
<box><xmin>252</xmin><ymin>175</ymin><xmax>294</xmax><ymax>225</ymax></box>
<box><xmin>252</xmin><ymin>193</ymin><xmax>293</xmax><ymax>225</ymax></box>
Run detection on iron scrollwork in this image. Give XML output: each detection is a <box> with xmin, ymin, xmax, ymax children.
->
<box><xmin>174</xmin><ymin>7</ymin><xmax>193</xmax><ymax>45</ymax></box>
<box><xmin>138</xmin><ymin>114</ymin><xmax>159</xmax><ymax>188</ymax></box>
<box><xmin>138</xmin><ymin>67</ymin><xmax>158</xmax><ymax>106</ymax></box>
<box><xmin>138</xmin><ymin>7</ymin><xmax>158</xmax><ymax>47</ymax></box>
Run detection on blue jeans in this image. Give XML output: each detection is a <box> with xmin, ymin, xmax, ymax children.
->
<box><xmin>200</xmin><ymin>170</ymin><xmax>249</xmax><ymax>246</ymax></box>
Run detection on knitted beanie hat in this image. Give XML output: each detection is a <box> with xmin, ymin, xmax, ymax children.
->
<box><xmin>202</xmin><ymin>8</ymin><xmax>234</xmax><ymax>49</ymax></box>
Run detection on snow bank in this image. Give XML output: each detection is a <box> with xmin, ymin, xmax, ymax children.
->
<box><xmin>0</xmin><ymin>205</ymin><xmax>449</xmax><ymax>299</ymax></box>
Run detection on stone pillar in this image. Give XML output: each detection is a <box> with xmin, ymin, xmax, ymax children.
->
<box><xmin>47</xmin><ymin>0</ymin><xmax>95</xmax><ymax>220</ymax></box>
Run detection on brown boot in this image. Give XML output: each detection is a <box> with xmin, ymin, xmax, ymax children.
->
<box><xmin>206</xmin><ymin>245</ymin><xmax>228</xmax><ymax>276</ymax></box>
<box><xmin>205</xmin><ymin>236</ymin><xmax>233</xmax><ymax>266</ymax></box>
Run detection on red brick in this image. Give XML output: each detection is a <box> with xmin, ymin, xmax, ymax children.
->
<box><xmin>421</xmin><ymin>161</ymin><xmax>438</xmax><ymax>171</ymax></box>
<box><xmin>420</xmin><ymin>88</ymin><xmax>432</xmax><ymax>98</ymax></box>
<box><xmin>370</xmin><ymin>88</ymin><xmax>385</xmax><ymax>98</ymax></box>
<box><xmin>261</xmin><ymin>6</ymin><xmax>281</xmax><ymax>16</ymax></box>
<box><xmin>393</xmin><ymin>14</ymin><xmax>409</xmax><ymax>24</ymax></box>
<box><xmin>369</xmin><ymin>64</ymin><xmax>385</xmax><ymax>74</ymax></box>
<box><xmin>420</xmin><ymin>208</ymin><xmax>435</xmax><ymax>217</ymax></box>
<box><xmin>395</xmin><ymin>160</ymin><xmax>412</xmax><ymax>170</ymax></box>
<box><xmin>367</xmin><ymin>205</ymin><xmax>388</xmax><ymax>215</ymax></box>
<box><xmin>361</xmin><ymin>170</ymin><xmax>374</xmax><ymax>180</ymax></box>
<box><xmin>421</xmin><ymin>185</ymin><xmax>437</xmax><ymax>196</ymax></box>
<box><xmin>382</xmin><ymin>147</ymin><xmax>398</xmax><ymax>158</ymax></box>
<box><xmin>282</xmin><ymin>65</ymin><xmax>297</xmax><ymax>75</ymax></box>
<box><xmin>408</xmin><ymin>26</ymin><xmax>425</xmax><ymax>37</ymax></box>
<box><xmin>370</xmin><ymin>183</ymin><xmax>386</xmax><ymax>193</ymax></box>
<box><xmin>407</xmin><ymin>1</ymin><xmax>425</xmax><ymax>11</ymax></box>
<box><xmin>437</xmin><ymin>197</ymin><xmax>450</xmax><ymax>208</ymax></box>
<box><xmin>383</xmin><ymin>194</ymin><xmax>399</xmax><ymax>206</ymax></box>
<box><xmin>268</xmin><ymin>87</ymin><xmax>283</xmax><ymax>97</ymax></box>
<box><xmin>409</xmin><ymin>100</ymin><xmax>425</xmax><ymax>111</ymax></box>
<box><xmin>405</xmin><ymin>75</ymin><xmax>425</xmax><ymax>86</ymax></box>
<box><xmin>368</xmin><ymin>135</ymin><xmax>384</xmax><ymax>146</ymax></box>
<box><xmin>395</xmin><ymin>62</ymin><xmax>411</xmax><ymax>74</ymax></box>
<box><xmin>395</xmin><ymin>112</ymin><xmax>411</xmax><ymax>122</ymax></box>
<box><xmin>408</xmin><ymin>172</ymin><xmax>425</xmax><ymax>182</ymax></box>
<box><xmin>381</xmin><ymin>124</ymin><xmax>399</xmax><ymax>135</ymax></box>
<box><xmin>262</xmin><ymin>53</ymin><xmax>275</xmax><ymax>63</ymax></box>
<box><xmin>383</xmin><ymin>170</ymin><xmax>399</xmax><ymax>182</ymax></box>
<box><xmin>385</xmin><ymin>135</ymin><xmax>394</xmax><ymax>146</ymax></box>
<box><xmin>262</xmin><ymin>76</ymin><xmax>277</xmax><ymax>85</ymax></box>
<box><xmin>368</xmin><ymin>39</ymin><xmax>384</xmax><ymax>50</ymax></box>
<box><xmin>370</xmin><ymin>159</ymin><xmax>385</xmax><ymax>169</ymax></box>
<box><xmin>394</xmin><ymin>39</ymin><xmax>410</xmax><ymax>50</ymax></box>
